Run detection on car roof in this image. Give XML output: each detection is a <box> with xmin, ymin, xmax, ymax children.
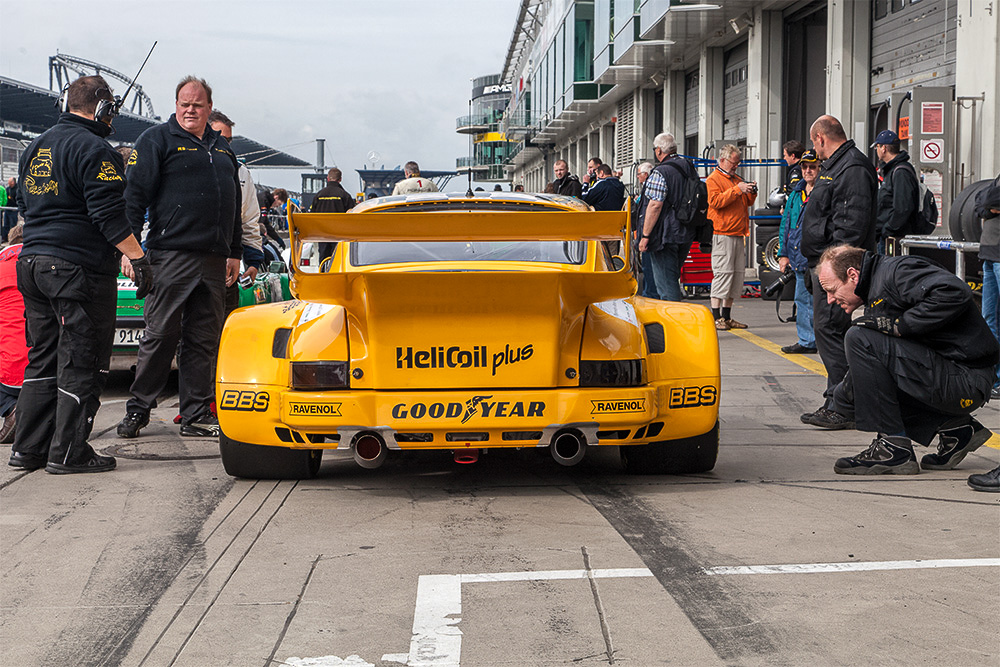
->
<box><xmin>352</xmin><ymin>191</ymin><xmax>592</xmax><ymax>213</ymax></box>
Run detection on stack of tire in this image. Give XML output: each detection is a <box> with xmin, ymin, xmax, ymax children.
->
<box><xmin>949</xmin><ymin>179</ymin><xmax>995</xmax><ymax>243</ymax></box>
<box><xmin>754</xmin><ymin>207</ymin><xmax>795</xmax><ymax>301</ymax></box>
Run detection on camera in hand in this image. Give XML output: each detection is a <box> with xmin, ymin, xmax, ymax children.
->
<box><xmin>748</xmin><ymin>182</ymin><xmax>758</xmax><ymax>194</ymax></box>
<box><xmin>237</xmin><ymin>274</ymin><xmax>254</xmax><ymax>289</ymax></box>
<box><xmin>764</xmin><ymin>267</ymin><xmax>794</xmax><ymax>297</ymax></box>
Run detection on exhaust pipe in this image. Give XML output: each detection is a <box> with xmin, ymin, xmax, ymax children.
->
<box><xmin>353</xmin><ymin>432</ymin><xmax>387</xmax><ymax>469</ymax></box>
<box><xmin>550</xmin><ymin>429</ymin><xmax>586</xmax><ymax>466</ymax></box>
<box><xmin>453</xmin><ymin>448</ymin><xmax>479</xmax><ymax>464</ymax></box>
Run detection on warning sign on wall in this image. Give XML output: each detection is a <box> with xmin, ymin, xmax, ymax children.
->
<box><xmin>920</xmin><ymin>139</ymin><xmax>944</xmax><ymax>164</ymax></box>
<box><xmin>921</xmin><ymin>169</ymin><xmax>944</xmax><ymax>223</ymax></box>
<box><xmin>921</xmin><ymin>103</ymin><xmax>945</xmax><ymax>135</ymax></box>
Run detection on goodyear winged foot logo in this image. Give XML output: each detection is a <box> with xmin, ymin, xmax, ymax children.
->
<box><xmin>462</xmin><ymin>395</ymin><xmax>493</xmax><ymax>424</ymax></box>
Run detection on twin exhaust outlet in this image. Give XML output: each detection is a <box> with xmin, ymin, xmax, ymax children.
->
<box><xmin>350</xmin><ymin>429</ymin><xmax>586</xmax><ymax>469</ymax></box>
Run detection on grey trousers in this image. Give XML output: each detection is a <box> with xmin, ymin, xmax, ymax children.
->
<box><xmin>126</xmin><ymin>249</ymin><xmax>226</xmax><ymax>424</ymax></box>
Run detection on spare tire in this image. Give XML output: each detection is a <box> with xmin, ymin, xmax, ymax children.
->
<box><xmin>948</xmin><ymin>179</ymin><xmax>992</xmax><ymax>242</ymax></box>
<box><xmin>754</xmin><ymin>207</ymin><xmax>782</xmax><ymax>218</ymax></box>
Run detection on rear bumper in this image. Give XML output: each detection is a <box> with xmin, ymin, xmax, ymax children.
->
<box><xmin>217</xmin><ymin>381</ymin><xmax>719</xmax><ymax>450</ymax></box>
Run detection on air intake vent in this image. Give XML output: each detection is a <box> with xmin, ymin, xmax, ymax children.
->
<box><xmin>272</xmin><ymin>328</ymin><xmax>292</xmax><ymax>358</ymax></box>
<box><xmin>644</xmin><ymin>323</ymin><xmax>665</xmax><ymax>354</ymax></box>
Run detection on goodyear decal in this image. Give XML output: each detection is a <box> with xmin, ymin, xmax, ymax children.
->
<box><xmin>591</xmin><ymin>398</ymin><xmax>645</xmax><ymax>414</ymax></box>
<box><xmin>391</xmin><ymin>398</ymin><xmax>545</xmax><ymax>421</ymax></box>
<box><xmin>219</xmin><ymin>390</ymin><xmax>269</xmax><ymax>412</ymax></box>
<box><xmin>668</xmin><ymin>386</ymin><xmax>718</xmax><ymax>409</ymax></box>
<box><xmin>97</xmin><ymin>161</ymin><xmax>123</xmax><ymax>181</ymax></box>
<box><xmin>288</xmin><ymin>402</ymin><xmax>342</xmax><ymax>417</ymax></box>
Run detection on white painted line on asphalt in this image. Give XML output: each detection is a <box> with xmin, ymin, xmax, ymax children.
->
<box><xmin>704</xmin><ymin>557</ymin><xmax>1000</xmax><ymax>576</ymax></box>
<box><xmin>462</xmin><ymin>567</ymin><xmax>653</xmax><ymax>583</ymax></box>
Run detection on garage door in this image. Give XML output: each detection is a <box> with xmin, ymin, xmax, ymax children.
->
<box><xmin>684</xmin><ymin>70</ymin><xmax>699</xmax><ymax>156</ymax></box>
<box><xmin>723</xmin><ymin>42</ymin><xmax>748</xmax><ymax>142</ymax></box>
<box><xmin>870</xmin><ymin>0</ymin><xmax>957</xmax><ymax>98</ymax></box>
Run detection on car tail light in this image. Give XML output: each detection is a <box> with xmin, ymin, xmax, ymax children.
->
<box><xmin>291</xmin><ymin>361</ymin><xmax>349</xmax><ymax>390</ymax></box>
<box><xmin>578</xmin><ymin>360</ymin><xmax>645</xmax><ymax>387</ymax></box>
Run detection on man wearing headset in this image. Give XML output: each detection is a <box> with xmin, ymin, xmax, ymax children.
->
<box><xmin>9</xmin><ymin>75</ymin><xmax>153</xmax><ymax>474</ymax></box>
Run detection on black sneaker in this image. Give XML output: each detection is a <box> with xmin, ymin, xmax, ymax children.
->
<box><xmin>781</xmin><ymin>343</ymin><xmax>817</xmax><ymax>354</ymax></box>
<box><xmin>180</xmin><ymin>414</ymin><xmax>221</xmax><ymax>438</ymax></box>
<box><xmin>968</xmin><ymin>464</ymin><xmax>1000</xmax><ymax>492</ymax></box>
<box><xmin>834</xmin><ymin>435</ymin><xmax>919</xmax><ymax>475</ymax></box>
<box><xmin>117</xmin><ymin>411</ymin><xmax>150</xmax><ymax>438</ymax></box>
<box><xmin>805</xmin><ymin>407</ymin><xmax>855</xmax><ymax>430</ymax></box>
<box><xmin>800</xmin><ymin>407</ymin><xmax>822</xmax><ymax>424</ymax></box>
<box><xmin>8</xmin><ymin>450</ymin><xmax>46</xmax><ymax>471</ymax></box>
<box><xmin>45</xmin><ymin>454</ymin><xmax>117</xmax><ymax>474</ymax></box>
<box><xmin>921</xmin><ymin>418</ymin><xmax>992</xmax><ymax>470</ymax></box>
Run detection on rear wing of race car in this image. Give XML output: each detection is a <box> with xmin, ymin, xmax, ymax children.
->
<box><xmin>286</xmin><ymin>208</ymin><xmax>635</xmax><ymax>308</ymax></box>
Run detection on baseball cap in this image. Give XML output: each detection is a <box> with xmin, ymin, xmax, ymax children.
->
<box><xmin>870</xmin><ymin>130</ymin><xmax>899</xmax><ymax>147</ymax></box>
<box><xmin>799</xmin><ymin>149</ymin><xmax>819</xmax><ymax>163</ymax></box>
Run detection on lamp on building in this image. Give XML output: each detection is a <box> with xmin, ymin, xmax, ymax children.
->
<box><xmin>669</xmin><ymin>2</ymin><xmax>721</xmax><ymax>11</ymax></box>
<box><xmin>728</xmin><ymin>12</ymin><xmax>754</xmax><ymax>34</ymax></box>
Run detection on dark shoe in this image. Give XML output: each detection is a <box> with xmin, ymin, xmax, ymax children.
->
<box><xmin>800</xmin><ymin>407</ymin><xmax>822</xmax><ymax>424</ymax></box>
<box><xmin>805</xmin><ymin>407</ymin><xmax>855</xmax><ymax>430</ymax></box>
<box><xmin>968</xmin><ymin>464</ymin><xmax>1000</xmax><ymax>492</ymax></box>
<box><xmin>991</xmin><ymin>386</ymin><xmax>1000</xmax><ymax>401</ymax></box>
<box><xmin>117</xmin><ymin>411</ymin><xmax>150</xmax><ymax>438</ymax></box>
<box><xmin>45</xmin><ymin>454</ymin><xmax>117</xmax><ymax>474</ymax></box>
<box><xmin>0</xmin><ymin>407</ymin><xmax>15</xmax><ymax>444</ymax></box>
<box><xmin>781</xmin><ymin>343</ymin><xmax>817</xmax><ymax>354</ymax></box>
<box><xmin>834</xmin><ymin>435</ymin><xmax>919</xmax><ymax>475</ymax></box>
<box><xmin>726</xmin><ymin>319</ymin><xmax>749</xmax><ymax>330</ymax></box>
<box><xmin>180</xmin><ymin>414</ymin><xmax>220</xmax><ymax>438</ymax></box>
<box><xmin>8</xmin><ymin>451</ymin><xmax>46</xmax><ymax>471</ymax></box>
<box><xmin>921</xmin><ymin>418</ymin><xmax>992</xmax><ymax>470</ymax></box>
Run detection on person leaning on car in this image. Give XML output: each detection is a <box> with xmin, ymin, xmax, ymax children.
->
<box><xmin>117</xmin><ymin>76</ymin><xmax>242</xmax><ymax>440</ymax></box>
<box><xmin>799</xmin><ymin>114</ymin><xmax>878</xmax><ymax>431</ymax></box>
<box><xmin>8</xmin><ymin>75</ymin><xmax>153</xmax><ymax>474</ymax></box>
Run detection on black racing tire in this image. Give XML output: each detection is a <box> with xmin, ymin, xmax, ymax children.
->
<box><xmin>948</xmin><ymin>179</ymin><xmax>992</xmax><ymax>243</ymax></box>
<box><xmin>620</xmin><ymin>422</ymin><xmax>719</xmax><ymax>474</ymax></box>
<box><xmin>219</xmin><ymin>432</ymin><xmax>321</xmax><ymax>479</ymax></box>
<box><xmin>756</xmin><ymin>232</ymin><xmax>782</xmax><ymax>272</ymax></box>
<box><xmin>754</xmin><ymin>207</ymin><xmax>782</xmax><ymax>218</ymax></box>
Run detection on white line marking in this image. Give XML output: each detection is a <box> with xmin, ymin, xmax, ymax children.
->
<box><xmin>407</xmin><ymin>574</ymin><xmax>463</xmax><ymax>667</ymax></box>
<box><xmin>462</xmin><ymin>567</ymin><xmax>652</xmax><ymax>583</ymax></box>
<box><xmin>703</xmin><ymin>558</ymin><xmax>1000</xmax><ymax>576</ymax></box>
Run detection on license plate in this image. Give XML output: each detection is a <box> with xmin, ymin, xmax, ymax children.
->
<box><xmin>115</xmin><ymin>328</ymin><xmax>144</xmax><ymax>346</ymax></box>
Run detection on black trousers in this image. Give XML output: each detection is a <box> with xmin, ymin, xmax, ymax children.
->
<box><xmin>811</xmin><ymin>272</ymin><xmax>851</xmax><ymax>405</ymax></box>
<box><xmin>831</xmin><ymin>327</ymin><xmax>996</xmax><ymax>445</ymax></box>
<box><xmin>127</xmin><ymin>249</ymin><xmax>226</xmax><ymax>425</ymax></box>
<box><xmin>14</xmin><ymin>255</ymin><xmax>115</xmax><ymax>465</ymax></box>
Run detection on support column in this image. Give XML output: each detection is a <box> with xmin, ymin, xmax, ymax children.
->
<box><xmin>747</xmin><ymin>8</ymin><xmax>784</xmax><ymax>193</ymax></box>
<box><xmin>826</xmin><ymin>0</ymin><xmax>871</xmax><ymax>143</ymax></box>
<box><xmin>663</xmin><ymin>70</ymin><xmax>686</xmax><ymax>145</ymax></box>
<box><xmin>698</xmin><ymin>46</ymin><xmax>724</xmax><ymax>156</ymax></box>
<box><xmin>955</xmin><ymin>0</ymin><xmax>1000</xmax><ymax>184</ymax></box>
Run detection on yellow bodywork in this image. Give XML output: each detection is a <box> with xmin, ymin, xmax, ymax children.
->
<box><xmin>217</xmin><ymin>195</ymin><xmax>719</xmax><ymax>454</ymax></box>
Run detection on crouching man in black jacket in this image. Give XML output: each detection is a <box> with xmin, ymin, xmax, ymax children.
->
<box><xmin>10</xmin><ymin>75</ymin><xmax>153</xmax><ymax>474</ymax></box>
<box><xmin>816</xmin><ymin>245</ymin><xmax>998</xmax><ymax>475</ymax></box>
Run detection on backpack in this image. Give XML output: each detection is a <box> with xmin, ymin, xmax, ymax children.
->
<box><xmin>898</xmin><ymin>162</ymin><xmax>937</xmax><ymax>235</ymax></box>
<box><xmin>662</xmin><ymin>159</ymin><xmax>709</xmax><ymax>230</ymax></box>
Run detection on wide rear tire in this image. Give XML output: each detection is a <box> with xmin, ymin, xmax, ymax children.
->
<box><xmin>219</xmin><ymin>432</ymin><xmax>321</xmax><ymax>479</ymax></box>
<box><xmin>620</xmin><ymin>422</ymin><xmax>719</xmax><ymax>474</ymax></box>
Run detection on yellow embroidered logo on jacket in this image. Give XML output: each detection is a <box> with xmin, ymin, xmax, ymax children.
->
<box><xmin>177</xmin><ymin>146</ymin><xmax>198</xmax><ymax>152</ymax></box>
<box><xmin>26</xmin><ymin>148</ymin><xmax>59</xmax><ymax>196</ymax></box>
<box><xmin>127</xmin><ymin>149</ymin><xmax>138</xmax><ymax>167</ymax></box>
<box><xmin>97</xmin><ymin>161</ymin><xmax>123</xmax><ymax>181</ymax></box>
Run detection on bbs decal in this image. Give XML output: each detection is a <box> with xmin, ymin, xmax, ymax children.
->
<box><xmin>219</xmin><ymin>390</ymin><xmax>269</xmax><ymax>412</ymax></box>
<box><xmin>668</xmin><ymin>386</ymin><xmax>717</xmax><ymax>409</ymax></box>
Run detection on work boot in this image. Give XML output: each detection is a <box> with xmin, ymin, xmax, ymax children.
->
<box><xmin>117</xmin><ymin>411</ymin><xmax>150</xmax><ymax>438</ymax></box>
<box><xmin>180</xmin><ymin>414</ymin><xmax>221</xmax><ymax>438</ymax></box>
<box><xmin>0</xmin><ymin>407</ymin><xmax>15</xmax><ymax>444</ymax></box>
<box><xmin>834</xmin><ymin>435</ymin><xmax>919</xmax><ymax>475</ymax></box>
<box><xmin>967</xmin><ymin>464</ymin><xmax>1000</xmax><ymax>493</ymax></box>
<box><xmin>921</xmin><ymin>418</ymin><xmax>992</xmax><ymax>470</ymax></box>
<box><xmin>8</xmin><ymin>450</ymin><xmax>46</xmax><ymax>471</ymax></box>
<box><xmin>800</xmin><ymin>406</ymin><xmax>823</xmax><ymax>424</ymax></box>
<box><xmin>45</xmin><ymin>453</ymin><xmax>116</xmax><ymax>475</ymax></box>
<box><xmin>805</xmin><ymin>407</ymin><xmax>855</xmax><ymax>430</ymax></box>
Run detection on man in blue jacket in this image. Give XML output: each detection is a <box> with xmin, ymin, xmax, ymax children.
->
<box><xmin>117</xmin><ymin>76</ymin><xmax>242</xmax><ymax>439</ymax></box>
<box><xmin>583</xmin><ymin>164</ymin><xmax>626</xmax><ymax>211</ymax></box>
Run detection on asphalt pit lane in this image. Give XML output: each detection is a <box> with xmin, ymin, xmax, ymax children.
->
<box><xmin>101</xmin><ymin>438</ymin><xmax>221</xmax><ymax>460</ymax></box>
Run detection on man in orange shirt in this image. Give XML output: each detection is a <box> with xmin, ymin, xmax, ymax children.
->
<box><xmin>707</xmin><ymin>144</ymin><xmax>757</xmax><ymax>330</ymax></box>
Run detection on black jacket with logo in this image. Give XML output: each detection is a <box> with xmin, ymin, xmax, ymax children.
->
<box><xmin>856</xmin><ymin>252</ymin><xmax>999</xmax><ymax>369</ymax></box>
<box><xmin>310</xmin><ymin>181</ymin><xmax>356</xmax><ymax>213</ymax></box>
<box><xmin>876</xmin><ymin>151</ymin><xmax>920</xmax><ymax>239</ymax></box>
<box><xmin>125</xmin><ymin>114</ymin><xmax>241</xmax><ymax>258</ymax></box>
<box><xmin>553</xmin><ymin>174</ymin><xmax>583</xmax><ymax>198</ymax></box>
<box><xmin>17</xmin><ymin>113</ymin><xmax>134</xmax><ymax>274</ymax></box>
<box><xmin>801</xmin><ymin>139</ymin><xmax>878</xmax><ymax>267</ymax></box>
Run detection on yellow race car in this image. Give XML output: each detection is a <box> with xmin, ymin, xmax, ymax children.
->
<box><xmin>216</xmin><ymin>193</ymin><xmax>720</xmax><ymax>478</ymax></box>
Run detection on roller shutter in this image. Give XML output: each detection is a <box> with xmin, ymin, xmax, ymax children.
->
<box><xmin>870</xmin><ymin>0</ymin><xmax>957</xmax><ymax>99</ymax></box>
<box><xmin>616</xmin><ymin>93</ymin><xmax>635</xmax><ymax>166</ymax></box>
<box><xmin>723</xmin><ymin>42</ymin><xmax>748</xmax><ymax>142</ymax></box>
<box><xmin>684</xmin><ymin>70</ymin><xmax>699</xmax><ymax>140</ymax></box>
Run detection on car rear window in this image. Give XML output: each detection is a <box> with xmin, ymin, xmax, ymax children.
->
<box><xmin>352</xmin><ymin>241</ymin><xmax>587</xmax><ymax>266</ymax></box>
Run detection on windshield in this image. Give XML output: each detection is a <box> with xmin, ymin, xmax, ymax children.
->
<box><xmin>352</xmin><ymin>241</ymin><xmax>587</xmax><ymax>266</ymax></box>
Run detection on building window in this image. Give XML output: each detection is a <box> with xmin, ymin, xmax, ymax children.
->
<box><xmin>874</xmin><ymin>0</ymin><xmax>888</xmax><ymax>20</ymax></box>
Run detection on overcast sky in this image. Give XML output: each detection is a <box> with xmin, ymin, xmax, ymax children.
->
<box><xmin>0</xmin><ymin>0</ymin><xmax>521</xmax><ymax>193</ymax></box>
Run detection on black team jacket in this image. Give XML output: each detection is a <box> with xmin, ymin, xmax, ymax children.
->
<box><xmin>310</xmin><ymin>181</ymin><xmax>356</xmax><ymax>213</ymax></box>
<box><xmin>17</xmin><ymin>113</ymin><xmax>134</xmax><ymax>275</ymax></box>
<box><xmin>125</xmin><ymin>114</ymin><xmax>241</xmax><ymax>259</ymax></box>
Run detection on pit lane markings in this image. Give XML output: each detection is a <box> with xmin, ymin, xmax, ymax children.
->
<box><xmin>285</xmin><ymin>558</ymin><xmax>1000</xmax><ymax>667</ymax></box>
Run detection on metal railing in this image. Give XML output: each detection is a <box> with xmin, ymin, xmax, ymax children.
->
<box><xmin>898</xmin><ymin>236</ymin><xmax>981</xmax><ymax>279</ymax></box>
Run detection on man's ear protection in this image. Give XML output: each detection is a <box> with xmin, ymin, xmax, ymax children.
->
<box><xmin>94</xmin><ymin>96</ymin><xmax>120</xmax><ymax>125</ymax></box>
<box><xmin>57</xmin><ymin>86</ymin><xmax>70</xmax><ymax>112</ymax></box>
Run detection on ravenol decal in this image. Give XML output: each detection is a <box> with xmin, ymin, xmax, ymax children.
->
<box><xmin>219</xmin><ymin>390</ymin><xmax>269</xmax><ymax>412</ymax></box>
<box><xmin>668</xmin><ymin>386</ymin><xmax>718</xmax><ymax>409</ymax></box>
<box><xmin>591</xmin><ymin>398</ymin><xmax>645</xmax><ymax>414</ymax></box>
<box><xmin>26</xmin><ymin>148</ymin><xmax>58</xmax><ymax>196</ymax></box>
<box><xmin>97</xmin><ymin>161</ymin><xmax>123</xmax><ymax>182</ymax></box>
<box><xmin>396</xmin><ymin>344</ymin><xmax>533</xmax><ymax>376</ymax></box>
<box><xmin>391</xmin><ymin>398</ymin><xmax>545</xmax><ymax>421</ymax></box>
<box><xmin>288</xmin><ymin>402</ymin><xmax>342</xmax><ymax>417</ymax></box>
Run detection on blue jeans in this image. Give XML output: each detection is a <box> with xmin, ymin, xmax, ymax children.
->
<box><xmin>640</xmin><ymin>248</ymin><xmax>658</xmax><ymax>298</ymax></box>
<box><xmin>794</xmin><ymin>269</ymin><xmax>815</xmax><ymax>347</ymax></box>
<box><xmin>648</xmin><ymin>242</ymin><xmax>690</xmax><ymax>302</ymax></box>
<box><xmin>983</xmin><ymin>259</ymin><xmax>1000</xmax><ymax>388</ymax></box>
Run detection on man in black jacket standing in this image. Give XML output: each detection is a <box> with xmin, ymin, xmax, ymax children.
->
<box><xmin>552</xmin><ymin>159</ymin><xmax>583</xmax><ymax>198</ymax></box>
<box><xmin>117</xmin><ymin>76</ymin><xmax>242</xmax><ymax>439</ymax></box>
<box><xmin>816</xmin><ymin>245</ymin><xmax>997</xmax><ymax>475</ymax></box>
<box><xmin>800</xmin><ymin>115</ymin><xmax>878</xmax><ymax>429</ymax></box>
<box><xmin>311</xmin><ymin>167</ymin><xmax>355</xmax><ymax>261</ymax></box>
<box><xmin>9</xmin><ymin>75</ymin><xmax>153</xmax><ymax>474</ymax></box>
<box><xmin>872</xmin><ymin>130</ymin><xmax>920</xmax><ymax>252</ymax></box>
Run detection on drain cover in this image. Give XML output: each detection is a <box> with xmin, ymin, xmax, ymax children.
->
<box><xmin>101</xmin><ymin>437</ymin><xmax>220</xmax><ymax>461</ymax></box>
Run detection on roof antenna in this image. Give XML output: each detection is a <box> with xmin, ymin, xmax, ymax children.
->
<box><xmin>466</xmin><ymin>97</ymin><xmax>474</xmax><ymax>197</ymax></box>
